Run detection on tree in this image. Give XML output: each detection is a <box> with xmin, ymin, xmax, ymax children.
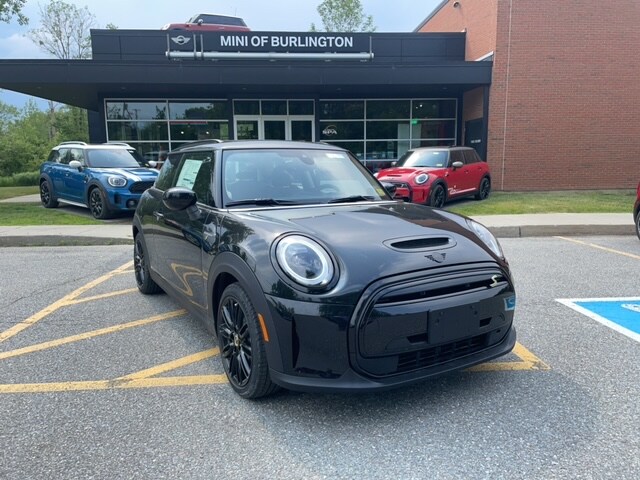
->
<box><xmin>310</xmin><ymin>0</ymin><xmax>376</xmax><ymax>32</ymax></box>
<box><xmin>0</xmin><ymin>0</ymin><xmax>27</xmax><ymax>25</ymax></box>
<box><xmin>27</xmin><ymin>0</ymin><xmax>97</xmax><ymax>60</ymax></box>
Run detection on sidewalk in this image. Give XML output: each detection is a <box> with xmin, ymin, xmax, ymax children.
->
<box><xmin>0</xmin><ymin>196</ymin><xmax>635</xmax><ymax>247</ymax></box>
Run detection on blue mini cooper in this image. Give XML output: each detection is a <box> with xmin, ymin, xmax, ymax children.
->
<box><xmin>39</xmin><ymin>142</ymin><xmax>159</xmax><ymax>219</ymax></box>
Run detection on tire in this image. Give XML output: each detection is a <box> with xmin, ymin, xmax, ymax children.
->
<box><xmin>134</xmin><ymin>234</ymin><xmax>162</xmax><ymax>294</ymax></box>
<box><xmin>40</xmin><ymin>179</ymin><xmax>58</xmax><ymax>208</ymax></box>
<box><xmin>429</xmin><ymin>184</ymin><xmax>446</xmax><ymax>208</ymax></box>
<box><xmin>88</xmin><ymin>187</ymin><xmax>113</xmax><ymax>219</ymax></box>
<box><xmin>217</xmin><ymin>283</ymin><xmax>279</xmax><ymax>399</ymax></box>
<box><xmin>475</xmin><ymin>176</ymin><xmax>491</xmax><ymax>200</ymax></box>
<box><xmin>635</xmin><ymin>211</ymin><xmax>640</xmax><ymax>241</ymax></box>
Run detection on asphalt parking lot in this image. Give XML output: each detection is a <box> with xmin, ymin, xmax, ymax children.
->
<box><xmin>1</xmin><ymin>236</ymin><xmax>639</xmax><ymax>479</ymax></box>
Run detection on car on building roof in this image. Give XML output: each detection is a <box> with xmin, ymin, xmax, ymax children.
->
<box><xmin>374</xmin><ymin>146</ymin><xmax>492</xmax><ymax>208</ymax></box>
<box><xmin>132</xmin><ymin>139</ymin><xmax>517</xmax><ymax>399</ymax></box>
<box><xmin>634</xmin><ymin>181</ymin><xmax>640</xmax><ymax>240</ymax></box>
<box><xmin>161</xmin><ymin>13</ymin><xmax>250</xmax><ymax>32</ymax></box>
<box><xmin>39</xmin><ymin>142</ymin><xmax>159</xmax><ymax>219</ymax></box>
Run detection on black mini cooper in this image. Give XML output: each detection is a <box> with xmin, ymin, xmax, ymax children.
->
<box><xmin>133</xmin><ymin>140</ymin><xmax>516</xmax><ymax>398</ymax></box>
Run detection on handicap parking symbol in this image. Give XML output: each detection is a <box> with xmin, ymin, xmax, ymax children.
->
<box><xmin>557</xmin><ymin>297</ymin><xmax>640</xmax><ymax>343</ymax></box>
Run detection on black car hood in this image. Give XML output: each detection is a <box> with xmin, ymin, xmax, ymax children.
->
<box><xmin>238</xmin><ymin>201</ymin><xmax>501</xmax><ymax>287</ymax></box>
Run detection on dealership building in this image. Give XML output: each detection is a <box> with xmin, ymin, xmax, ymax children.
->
<box><xmin>0</xmin><ymin>0</ymin><xmax>637</xmax><ymax>190</ymax></box>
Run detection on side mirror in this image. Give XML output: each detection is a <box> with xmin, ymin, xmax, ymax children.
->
<box><xmin>391</xmin><ymin>161</ymin><xmax>397</xmax><ymax>167</ymax></box>
<box><xmin>381</xmin><ymin>182</ymin><xmax>397</xmax><ymax>197</ymax></box>
<box><xmin>147</xmin><ymin>161</ymin><xmax>157</xmax><ymax>168</ymax></box>
<box><xmin>69</xmin><ymin>160</ymin><xmax>83</xmax><ymax>171</ymax></box>
<box><xmin>163</xmin><ymin>187</ymin><xmax>201</xmax><ymax>220</ymax></box>
<box><xmin>197</xmin><ymin>19</ymin><xmax>204</xmax><ymax>25</ymax></box>
<box><xmin>451</xmin><ymin>161</ymin><xmax>464</xmax><ymax>169</ymax></box>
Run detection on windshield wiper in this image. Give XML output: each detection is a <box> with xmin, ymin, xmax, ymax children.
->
<box><xmin>327</xmin><ymin>195</ymin><xmax>375</xmax><ymax>204</ymax></box>
<box><xmin>226</xmin><ymin>198</ymin><xmax>298</xmax><ymax>207</ymax></box>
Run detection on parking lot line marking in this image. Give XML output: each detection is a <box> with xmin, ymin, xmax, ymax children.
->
<box><xmin>0</xmin><ymin>310</ymin><xmax>186</xmax><ymax>361</ymax></box>
<box><xmin>117</xmin><ymin>348</ymin><xmax>220</xmax><ymax>381</ymax></box>
<box><xmin>0</xmin><ymin>261</ymin><xmax>133</xmax><ymax>343</ymax></box>
<box><xmin>466</xmin><ymin>342</ymin><xmax>550</xmax><ymax>372</ymax></box>
<box><xmin>0</xmin><ymin>375</ymin><xmax>228</xmax><ymax>394</ymax></box>
<box><xmin>66</xmin><ymin>288</ymin><xmax>139</xmax><ymax>305</ymax></box>
<box><xmin>555</xmin><ymin>236</ymin><xmax>640</xmax><ymax>260</ymax></box>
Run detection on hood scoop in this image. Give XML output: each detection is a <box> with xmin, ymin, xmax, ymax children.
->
<box><xmin>384</xmin><ymin>235</ymin><xmax>456</xmax><ymax>252</ymax></box>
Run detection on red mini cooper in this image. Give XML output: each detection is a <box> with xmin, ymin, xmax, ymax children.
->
<box><xmin>634</xmin><ymin>181</ymin><xmax>640</xmax><ymax>240</ymax></box>
<box><xmin>375</xmin><ymin>146</ymin><xmax>491</xmax><ymax>208</ymax></box>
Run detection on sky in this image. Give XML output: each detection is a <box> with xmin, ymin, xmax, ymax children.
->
<box><xmin>0</xmin><ymin>0</ymin><xmax>443</xmax><ymax>109</ymax></box>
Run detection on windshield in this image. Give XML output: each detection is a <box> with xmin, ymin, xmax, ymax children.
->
<box><xmin>222</xmin><ymin>148</ymin><xmax>390</xmax><ymax>207</ymax></box>
<box><xmin>85</xmin><ymin>149</ymin><xmax>141</xmax><ymax>168</ymax></box>
<box><xmin>395</xmin><ymin>150</ymin><xmax>449</xmax><ymax>168</ymax></box>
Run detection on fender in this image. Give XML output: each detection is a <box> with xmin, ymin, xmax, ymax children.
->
<box><xmin>85</xmin><ymin>179</ymin><xmax>108</xmax><ymax>206</ymax></box>
<box><xmin>207</xmin><ymin>251</ymin><xmax>285</xmax><ymax>372</ymax></box>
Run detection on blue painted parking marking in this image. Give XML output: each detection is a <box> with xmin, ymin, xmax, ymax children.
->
<box><xmin>557</xmin><ymin>297</ymin><xmax>640</xmax><ymax>343</ymax></box>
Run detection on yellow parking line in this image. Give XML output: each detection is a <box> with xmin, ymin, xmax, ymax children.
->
<box><xmin>0</xmin><ymin>261</ymin><xmax>133</xmax><ymax>343</ymax></box>
<box><xmin>466</xmin><ymin>342</ymin><xmax>550</xmax><ymax>372</ymax></box>
<box><xmin>117</xmin><ymin>348</ymin><xmax>220</xmax><ymax>381</ymax></box>
<box><xmin>556</xmin><ymin>236</ymin><xmax>640</xmax><ymax>260</ymax></box>
<box><xmin>66</xmin><ymin>288</ymin><xmax>139</xmax><ymax>305</ymax></box>
<box><xmin>0</xmin><ymin>375</ymin><xmax>228</xmax><ymax>394</ymax></box>
<box><xmin>0</xmin><ymin>310</ymin><xmax>186</xmax><ymax>360</ymax></box>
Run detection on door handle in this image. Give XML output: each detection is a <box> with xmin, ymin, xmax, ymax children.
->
<box><xmin>153</xmin><ymin>211</ymin><xmax>164</xmax><ymax>221</ymax></box>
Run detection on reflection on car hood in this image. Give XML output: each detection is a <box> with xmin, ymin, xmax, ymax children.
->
<box><xmin>90</xmin><ymin>168</ymin><xmax>158</xmax><ymax>181</ymax></box>
<box><xmin>376</xmin><ymin>167</ymin><xmax>447</xmax><ymax>179</ymax></box>
<box><xmin>241</xmin><ymin>202</ymin><xmax>499</xmax><ymax>283</ymax></box>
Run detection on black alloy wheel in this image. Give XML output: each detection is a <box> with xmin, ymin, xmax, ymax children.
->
<box><xmin>134</xmin><ymin>235</ymin><xmax>162</xmax><ymax>294</ymax></box>
<box><xmin>429</xmin><ymin>184</ymin><xmax>446</xmax><ymax>208</ymax></box>
<box><xmin>89</xmin><ymin>188</ymin><xmax>111</xmax><ymax>219</ymax></box>
<box><xmin>217</xmin><ymin>283</ymin><xmax>278</xmax><ymax>399</ymax></box>
<box><xmin>475</xmin><ymin>177</ymin><xmax>491</xmax><ymax>200</ymax></box>
<box><xmin>635</xmin><ymin>212</ymin><xmax>640</xmax><ymax>240</ymax></box>
<box><xmin>40</xmin><ymin>180</ymin><xmax>58</xmax><ymax>208</ymax></box>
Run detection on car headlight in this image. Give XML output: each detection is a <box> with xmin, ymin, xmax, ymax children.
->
<box><xmin>107</xmin><ymin>176</ymin><xmax>127</xmax><ymax>187</ymax></box>
<box><xmin>275</xmin><ymin>235</ymin><xmax>334</xmax><ymax>288</ymax></box>
<box><xmin>415</xmin><ymin>173</ymin><xmax>429</xmax><ymax>185</ymax></box>
<box><xmin>466</xmin><ymin>219</ymin><xmax>504</xmax><ymax>258</ymax></box>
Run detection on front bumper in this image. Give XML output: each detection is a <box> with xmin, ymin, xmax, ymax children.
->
<box><xmin>388</xmin><ymin>182</ymin><xmax>430</xmax><ymax>204</ymax></box>
<box><xmin>264</xmin><ymin>264</ymin><xmax>516</xmax><ymax>393</ymax></box>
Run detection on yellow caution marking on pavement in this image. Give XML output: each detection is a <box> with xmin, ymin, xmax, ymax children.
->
<box><xmin>466</xmin><ymin>342</ymin><xmax>551</xmax><ymax>372</ymax></box>
<box><xmin>65</xmin><ymin>288</ymin><xmax>139</xmax><ymax>305</ymax></box>
<box><xmin>555</xmin><ymin>236</ymin><xmax>640</xmax><ymax>260</ymax></box>
<box><xmin>0</xmin><ymin>261</ymin><xmax>133</xmax><ymax>343</ymax></box>
<box><xmin>116</xmin><ymin>348</ymin><xmax>220</xmax><ymax>381</ymax></box>
<box><xmin>0</xmin><ymin>310</ymin><xmax>186</xmax><ymax>361</ymax></box>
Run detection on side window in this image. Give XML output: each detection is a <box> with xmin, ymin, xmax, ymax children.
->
<box><xmin>69</xmin><ymin>148</ymin><xmax>85</xmax><ymax>164</ymax></box>
<box><xmin>58</xmin><ymin>149</ymin><xmax>71</xmax><ymax>165</ymax></box>
<box><xmin>449</xmin><ymin>150</ymin><xmax>465</xmax><ymax>166</ymax></box>
<box><xmin>463</xmin><ymin>149</ymin><xmax>480</xmax><ymax>164</ymax></box>
<box><xmin>47</xmin><ymin>150</ymin><xmax>60</xmax><ymax>163</ymax></box>
<box><xmin>154</xmin><ymin>153</ymin><xmax>182</xmax><ymax>191</ymax></box>
<box><xmin>174</xmin><ymin>152</ymin><xmax>213</xmax><ymax>205</ymax></box>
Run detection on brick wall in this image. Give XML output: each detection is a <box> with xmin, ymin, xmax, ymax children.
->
<box><xmin>420</xmin><ymin>0</ymin><xmax>640</xmax><ymax>190</ymax></box>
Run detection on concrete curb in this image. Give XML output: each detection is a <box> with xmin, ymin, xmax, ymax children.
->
<box><xmin>0</xmin><ymin>236</ymin><xmax>133</xmax><ymax>247</ymax></box>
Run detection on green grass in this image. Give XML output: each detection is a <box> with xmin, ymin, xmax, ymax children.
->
<box><xmin>0</xmin><ymin>203</ymin><xmax>102</xmax><ymax>225</ymax></box>
<box><xmin>447</xmin><ymin>190</ymin><xmax>635</xmax><ymax>216</ymax></box>
<box><xmin>0</xmin><ymin>186</ymin><xmax>39</xmax><ymax>201</ymax></box>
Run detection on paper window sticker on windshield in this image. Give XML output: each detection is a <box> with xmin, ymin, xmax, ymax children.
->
<box><xmin>175</xmin><ymin>159</ymin><xmax>202</xmax><ymax>189</ymax></box>
<box><xmin>326</xmin><ymin>153</ymin><xmax>344</xmax><ymax>158</ymax></box>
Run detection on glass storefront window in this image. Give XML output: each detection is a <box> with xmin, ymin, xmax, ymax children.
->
<box><xmin>411</xmin><ymin>139</ymin><xmax>452</xmax><ymax>148</ymax></box>
<box><xmin>366</xmin><ymin>100</ymin><xmax>410</xmax><ymax>119</ymax></box>
<box><xmin>289</xmin><ymin>100</ymin><xmax>314</xmax><ymax>115</ymax></box>
<box><xmin>366</xmin><ymin>120</ymin><xmax>411</xmax><ymax>140</ymax></box>
<box><xmin>261</xmin><ymin>100</ymin><xmax>287</xmax><ymax>115</ymax></box>
<box><xmin>319</xmin><ymin>121</ymin><xmax>364</xmax><ymax>141</ymax></box>
<box><xmin>234</xmin><ymin>100</ymin><xmax>260</xmax><ymax>115</ymax></box>
<box><xmin>107</xmin><ymin>121</ymin><xmax>167</xmax><ymax>141</ymax></box>
<box><xmin>169</xmin><ymin>101</ymin><xmax>229</xmax><ymax>120</ymax></box>
<box><xmin>411</xmin><ymin>120</ymin><xmax>456</xmax><ymax>140</ymax></box>
<box><xmin>365</xmin><ymin>141</ymin><xmax>410</xmax><ymax>161</ymax></box>
<box><xmin>318</xmin><ymin>101</ymin><xmax>364</xmax><ymax>119</ymax></box>
<box><xmin>106</xmin><ymin>102</ymin><xmax>167</xmax><ymax>120</ymax></box>
<box><xmin>170</xmin><ymin>121</ymin><xmax>229</xmax><ymax>141</ymax></box>
<box><xmin>412</xmin><ymin>99</ymin><xmax>456</xmax><ymax>119</ymax></box>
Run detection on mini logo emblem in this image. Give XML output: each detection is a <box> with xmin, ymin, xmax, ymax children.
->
<box><xmin>489</xmin><ymin>275</ymin><xmax>501</xmax><ymax>288</ymax></box>
<box><xmin>425</xmin><ymin>253</ymin><xmax>446</xmax><ymax>264</ymax></box>
<box><xmin>171</xmin><ymin>35</ymin><xmax>191</xmax><ymax>46</ymax></box>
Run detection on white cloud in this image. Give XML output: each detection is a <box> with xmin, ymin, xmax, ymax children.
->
<box><xmin>0</xmin><ymin>33</ymin><xmax>51</xmax><ymax>59</ymax></box>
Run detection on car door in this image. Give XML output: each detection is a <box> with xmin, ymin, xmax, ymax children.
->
<box><xmin>152</xmin><ymin>150</ymin><xmax>219</xmax><ymax>313</ymax></box>
<box><xmin>64</xmin><ymin>148</ymin><xmax>88</xmax><ymax>202</ymax></box>
<box><xmin>50</xmin><ymin>148</ymin><xmax>70</xmax><ymax>199</ymax></box>
<box><xmin>445</xmin><ymin>150</ymin><xmax>471</xmax><ymax>198</ymax></box>
<box><xmin>463</xmin><ymin>149</ymin><xmax>487</xmax><ymax>192</ymax></box>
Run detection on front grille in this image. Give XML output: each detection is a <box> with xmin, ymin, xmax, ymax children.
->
<box><xmin>129</xmin><ymin>181</ymin><xmax>154</xmax><ymax>194</ymax></box>
<box><xmin>396</xmin><ymin>333</ymin><xmax>488</xmax><ymax>373</ymax></box>
<box><xmin>354</xmin><ymin>267</ymin><xmax>514</xmax><ymax>378</ymax></box>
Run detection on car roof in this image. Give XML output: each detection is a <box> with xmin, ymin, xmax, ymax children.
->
<box><xmin>53</xmin><ymin>142</ymin><xmax>131</xmax><ymax>151</ymax></box>
<box><xmin>172</xmin><ymin>140</ymin><xmax>348</xmax><ymax>154</ymax></box>
<box><xmin>410</xmin><ymin>146</ymin><xmax>471</xmax><ymax>151</ymax></box>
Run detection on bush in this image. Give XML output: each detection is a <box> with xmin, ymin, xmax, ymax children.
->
<box><xmin>0</xmin><ymin>171</ymin><xmax>40</xmax><ymax>187</ymax></box>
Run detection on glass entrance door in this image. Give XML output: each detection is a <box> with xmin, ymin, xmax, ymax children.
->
<box><xmin>234</xmin><ymin>116</ymin><xmax>314</xmax><ymax>141</ymax></box>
